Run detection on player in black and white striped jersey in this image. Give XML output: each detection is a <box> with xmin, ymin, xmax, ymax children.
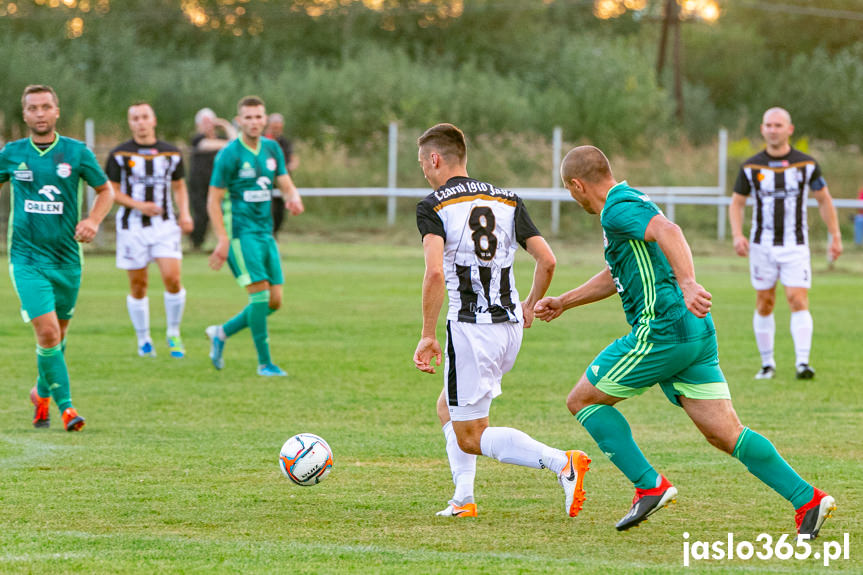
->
<box><xmin>729</xmin><ymin>107</ymin><xmax>843</xmax><ymax>381</ymax></box>
<box><xmin>413</xmin><ymin>123</ymin><xmax>590</xmax><ymax>519</ymax></box>
<box><xmin>105</xmin><ymin>102</ymin><xmax>193</xmax><ymax>359</ymax></box>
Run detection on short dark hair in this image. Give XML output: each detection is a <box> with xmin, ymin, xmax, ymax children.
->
<box><xmin>128</xmin><ymin>101</ymin><xmax>154</xmax><ymax>113</ymax></box>
<box><xmin>238</xmin><ymin>95</ymin><xmax>265</xmax><ymax>113</ymax></box>
<box><xmin>22</xmin><ymin>84</ymin><xmax>59</xmax><ymax>109</ymax></box>
<box><xmin>417</xmin><ymin>123</ymin><xmax>467</xmax><ymax>163</ymax></box>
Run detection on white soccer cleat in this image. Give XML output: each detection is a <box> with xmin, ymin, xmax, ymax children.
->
<box><xmin>559</xmin><ymin>450</ymin><xmax>591</xmax><ymax>518</ymax></box>
<box><xmin>755</xmin><ymin>365</ymin><xmax>775</xmax><ymax>380</ymax></box>
<box><xmin>138</xmin><ymin>340</ymin><xmax>156</xmax><ymax>358</ymax></box>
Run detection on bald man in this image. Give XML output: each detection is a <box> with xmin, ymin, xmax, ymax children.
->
<box><xmin>730</xmin><ymin>108</ymin><xmax>842</xmax><ymax>381</ymax></box>
<box><xmin>535</xmin><ymin>146</ymin><xmax>834</xmax><ymax>538</ymax></box>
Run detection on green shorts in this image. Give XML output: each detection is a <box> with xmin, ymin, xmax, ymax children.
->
<box><xmin>586</xmin><ymin>331</ymin><xmax>729</xmax><ymax>407</ymax></box>
<box><xmin>227</xmin><ymin>234</ymin><xmax>284</xmax><ymax>287</ymax></box>
<box><xmin>9</xmin><ymin>262</ymin><xmax>81</xmax><ymax>322</ymax></box>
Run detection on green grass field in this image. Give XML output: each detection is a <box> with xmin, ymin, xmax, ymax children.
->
<box><xmin>0</xmin><ymin>239</ymin><xmax>861</xmax><ymax>574</ymax></box>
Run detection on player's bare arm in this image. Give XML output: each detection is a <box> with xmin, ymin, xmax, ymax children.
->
<box><xmin>172</xmin><ymin>179</ymin><xmax>194</xmax><ymax>233</ymax></box>
<box><xmin>207</xmin><ymin>185</ymin><xmax>229</xmax><ymax>270</ymax></box>
<box><xmin>644</xmin><ymin>214</ymin><xmax>712</xmax><ymax>318</ymax></box>
<box><xmin>75</xmin><ymin>181</ymin><xmax>114</xmax><ymax>243</ymax></box>
<box><xmin>277</xmin><ymin>173</ymin><xmax>304</xmax><ymax>216</ymax></box>
<box><xmin>111</xmin><ymin>179</ymin><xmax>163</xmax><ymax>217</ymax></box>
<box><xmin>535</xmin><ymin>267</ymin><xmax>616</xmax><ymax>322</ymax></box>
<box><xmin>196</xmin><ymin>119</ymin><xmax>237</xmax><ymax>151</ymax></box>
<box><xmin>521</xmin><ymin>235</ymin><xmax>556</xmax><ymax>328</ymax></box>
<box><xmin>812</xmin><ymin>186</ymin><xmax>843</xmax><ymax>261</ymax></box>
<box><xmin>729</xmin><ymin>192</ymin><xmax>749</xmax><ymax>257</ymax></box>
<box><xmin>413</xmin><ymin>233</ymin><xmax>445</xmax><ymax>374</ymax></box>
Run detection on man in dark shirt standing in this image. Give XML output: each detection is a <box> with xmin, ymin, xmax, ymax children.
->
<box><xmin>188</xmin><ymin>108</ymin><xmax>235</xmax><ymax>250</ymax></box>
<box><xmin>264</xmin><ymin>113</ymin><xmax>299</xmax><ymax>239</ymax></box>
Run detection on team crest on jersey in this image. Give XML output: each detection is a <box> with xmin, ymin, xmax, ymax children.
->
<box><xmin>239</xmin><ymin>161</ymin><xmax>256</xmax><ymax>179</ymax></box>
<box><xmin>266</xmin><ymin>157</ymin><xmax>277</xmax><ymax>172</ymax></box>
<box><xmin>14</xmin><ymin>162</ymin><xmax>33</xmax><ymax>181</ymax></box>
<box><xmin>56</xmin><ymin>163</ymin><xmax>72</xmax><ymax>178</ymax></box>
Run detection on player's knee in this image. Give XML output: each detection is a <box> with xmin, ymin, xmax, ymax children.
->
<box><xmin>787</xmin><ymin>295</ymin><xmax>808</xmax><ymax>312</ymax></box>
<box><xmin>163</xmin><ymin>276</ymin><xmax>182</xmax><ymax>293</ymax></box>
<box><xmin>36</xmin><ymin>325</ymin><xmax>62</xmax><ymax>348</ymax></box>
<box><xmin>130</xmin><ymin>282</ymin><xmax>147</xmax><ymax>299</ymax></box>
<box><xmin>455</xmin><ymin>433</ymin><xmax>481</xmax><ymax>455</ymax></box>
<box><xmin>702</xmin><ymin>426</ymin><xmax>740</xmax><ymax>455</ymax></box>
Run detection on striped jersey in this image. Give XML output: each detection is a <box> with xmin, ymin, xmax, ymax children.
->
<box><xmin>0</xmin><ymin>135</ymin><xmax>108</xmax><ymax>267</ymax></box>
<box><xmin>601</xmin><ymin>182</ymin><xmax>714</xmax><ymax>343</ymax></box>
<box><xmin>105</xmin><ymin>140</ymin><xmax>185</xmax><ymax>230</ymax></box>
<box><xmin>416</xmin><ymin>176</ymin><xmax>541</xmax><ymax>324</ymax></box>
<box><xmin>733</xmin><ymin>148</ymin><xmax>825</xmax><ymax>247</ymax></box>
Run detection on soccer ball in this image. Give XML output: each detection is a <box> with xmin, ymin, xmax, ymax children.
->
<box><xmin>279</xmin><ymin>433</ymin><xmax>333</xmax><ymax>486</ymax></box>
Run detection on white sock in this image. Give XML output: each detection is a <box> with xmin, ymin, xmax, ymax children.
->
<box><xmin>127</xmin><ymin>295</ymin><xmax>151</xmax><ymax>345</ymax></box>
<box><xmin>790</xmin><ymin>310</ymin><xmax>813</xmax><ymax>365</ymax></box>
<box><xmin>442</xmin><ymin>421</ymin><xmax>476</xmax><ymax>504</ymax></box>
<box><xmin>753</xmin><ymin>311</ymin><xmax>775</xmax><ymax>367</ymax></box>
<box><xmin>164</xmin><ymin>289</ymin><xmax>186</xmax><ymax>338</ymax></box>
<box><xmin>479</xmin><ymin>427</ymin><xmax>566</xmax><ymax>474</ymax></box>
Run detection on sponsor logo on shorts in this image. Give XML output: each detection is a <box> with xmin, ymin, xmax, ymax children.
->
<box><xmin>243</xmin><ymin>189</ymin><xmax>271</xmax><ymax>202</ymax></box>
<box><xmin>591</xmin><ymin>365</ymin><xmax>600</xmax><ymax>376</ymax></box>
<box><xmin>25</xmin><ymin>200</ymin><xmax>64</xmax><ymax>214</ymax></box>
<box><xmin>56</xmin><ymin>163</ymin><xmax>72</xmax><ymax>178</ymax></box>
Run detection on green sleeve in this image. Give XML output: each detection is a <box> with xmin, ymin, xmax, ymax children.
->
<box><xmin>80</xmin><ymin>146</ymin><xmax>108</xmax><ymax>187</ymax></box>
<box><xmin>602</xmin><ymin>197</ymin><xmax>660</xmax><ymax>240</ymax></box>
<box><xmin>210</xmin><ymin>148</ymin><xmax>231</xmax><ymax>188</ymax></box>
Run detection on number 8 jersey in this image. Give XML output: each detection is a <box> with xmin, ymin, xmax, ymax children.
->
<box><xmin>416</xmin><ymin>176</ymin><xmax>541</xmax><ymax>324</ymax></box>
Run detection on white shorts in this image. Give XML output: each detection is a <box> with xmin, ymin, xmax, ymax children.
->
<box><xmin>443</xmin><ymin>319</ymin><xmax>523</xmax><ymax>422</ymax></box>
<box><xmin>116</xmin><ymin>218</ymin><xmax>183</xmax><ymax>270</ymax></box>
<box><xmin>749</xmin><ymin>243</ymin><xmax>811</xmax><ymax>290</ymax></box>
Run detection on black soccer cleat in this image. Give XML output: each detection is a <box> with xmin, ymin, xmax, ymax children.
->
<box><xmin>796</xmin><ymin>363</ymin><xmax>815</xmax><ymax>380</ymax></box>
<box><xmin>616</xmin><ymin>475</ymin><xmax>677</xmax><ymax>531</ymax></box>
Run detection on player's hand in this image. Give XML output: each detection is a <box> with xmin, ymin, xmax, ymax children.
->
<box><xmin>209</xmin><ymin>238</ymin><xmax>229</xmax><ymax>271</ymax></box>
<box><xmin>521</xmin><ymin>300</ymin><xmax>535</xmax><ymax>328</ymax></box>
<box><xmin>178</xmin><ymin>214</ymin><xmax>194</xmax><ymax>234</ymax></box>
<box><xmin>74</xmin><ymin>218</ymin><xmax>99</xmax><ymax>243</ymax></box>
<box><xmin>679</xmin><ymin>278</ymin><xmax>712</xmax><ymax>318</ymax></box>
<box><xmin>732</xmin><ymin>235</ymin><xmax>749</xmax><ymax>257</ymax></box>
<box><xmin>829</xmin><ymin>235</ymin><xmax>843</xmax><ymax>262</ymax></box>
<box><xmin>413</xmin><ymin>337</ymin><xmax>442</xmax><ymax>374</ymax></box>
<box><xmin>534</xmin><ymin>296</ymin><xmax>564</xmax><ymax>322</ymax></box>
<box><xmin>285</xmin><ymin>198</ymin><xmax>304</xmax><ymax>216</ymax></box>
<box><xmin>138</xmin><ymin>202</ymin><xmax>164</xmax><ymax>217</ymax></box>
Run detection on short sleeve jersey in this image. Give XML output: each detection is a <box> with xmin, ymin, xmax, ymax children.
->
<box><xmin>210</xmin><ymin>138</ymin><xmax>286</xmax><ymax>237</ymax></box>
<box><xmin>416</xmin><ymin>176</ymin><xmax>541</xmax><ymax>324</ymax></box>
<box><xmin>733</xmin><ymin>148</ymin><xmax>825</xmax><ymax>247</ymax></box>
<box><xmin>105</xmin><ymin>139</ymin><xmax>184</xmax><ymax>230</ymax></box>
<box><xmin>0</xmin><ymin>136</ymin><xmax>108</xmax><ymax>268</ymax></box>
<box><xmin>601</xmin><ymin>181</ymin><xmax>713</xmax><ymax>343</ymax></box>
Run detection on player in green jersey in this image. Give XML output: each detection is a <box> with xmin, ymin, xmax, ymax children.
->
<box><xmin>534</xmin><ymin>146</ymin><xmax>834</xmax><ymax>539</ymax></box>
<box><xmin>0</xmin><ymin>85</ymin><xmax>114</xmax><ymax>431</ymax></box>
<box><xmin>205</xmin><ymin>96</ymin><xmax>303</xmax><ymax>376</ymax></box>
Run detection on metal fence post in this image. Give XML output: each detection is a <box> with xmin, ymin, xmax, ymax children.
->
<box><xmin>387</xmin><ymin>122</ymin><xmax>398</xmax><ymax>226</ymax></box>
<box><xmin>551</xmin><ymin>127</ymin><xmax>562</xmax><ymax>236</ymax></box>
<box><xmin>717</xmin><ymin>128</ymin><xmax>728</xmax><ymax>241</ymax></box>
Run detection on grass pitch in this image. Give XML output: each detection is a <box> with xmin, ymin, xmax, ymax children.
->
<box><xmin>0</xmin><ymin>239</ymin><xmax>860</xmax><ymax>574</ymax></box>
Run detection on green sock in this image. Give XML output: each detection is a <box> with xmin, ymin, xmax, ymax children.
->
<box><xmin>223</xmin><ymin>303</ymin><xmax>275</xmax><ymax>337</ymax></box>
<box><xmin>36</xmin><ymin>337</ymin><xmax>66</xmax><ymax>397</ymax></box>
<box><xmin>247</xmin><ymin>291</ymin><xmax>272</xmax><ymax>366</ymax></box>
<box><xmin>577</xmin><ymin>404</ymin><xmax>659</xmax><ymax>489</ymax></box>
<box><xmin>36</xmin><ymin>343</ymin><xmax>73</xmax><ymax>412</ymax></box>
<box><xmin>733</xmin><ymin>427</ymin><xmax>813</xmax><ymax>508</ymax></box>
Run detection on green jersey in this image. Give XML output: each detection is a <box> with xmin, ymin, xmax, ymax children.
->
<box><xmin>600</xmin><ymin>181</ymin><xmax>714</xmax><ymax>343</ymax></box>
<box><xmin>0</xmin><ymin>135</ymin><xmax>108</xmax><ymax>268</ymax></box>
<box><xmin>210</xmin><ymin>137</ymin><xmax>286</xmax><ymax>237</ymax></box>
